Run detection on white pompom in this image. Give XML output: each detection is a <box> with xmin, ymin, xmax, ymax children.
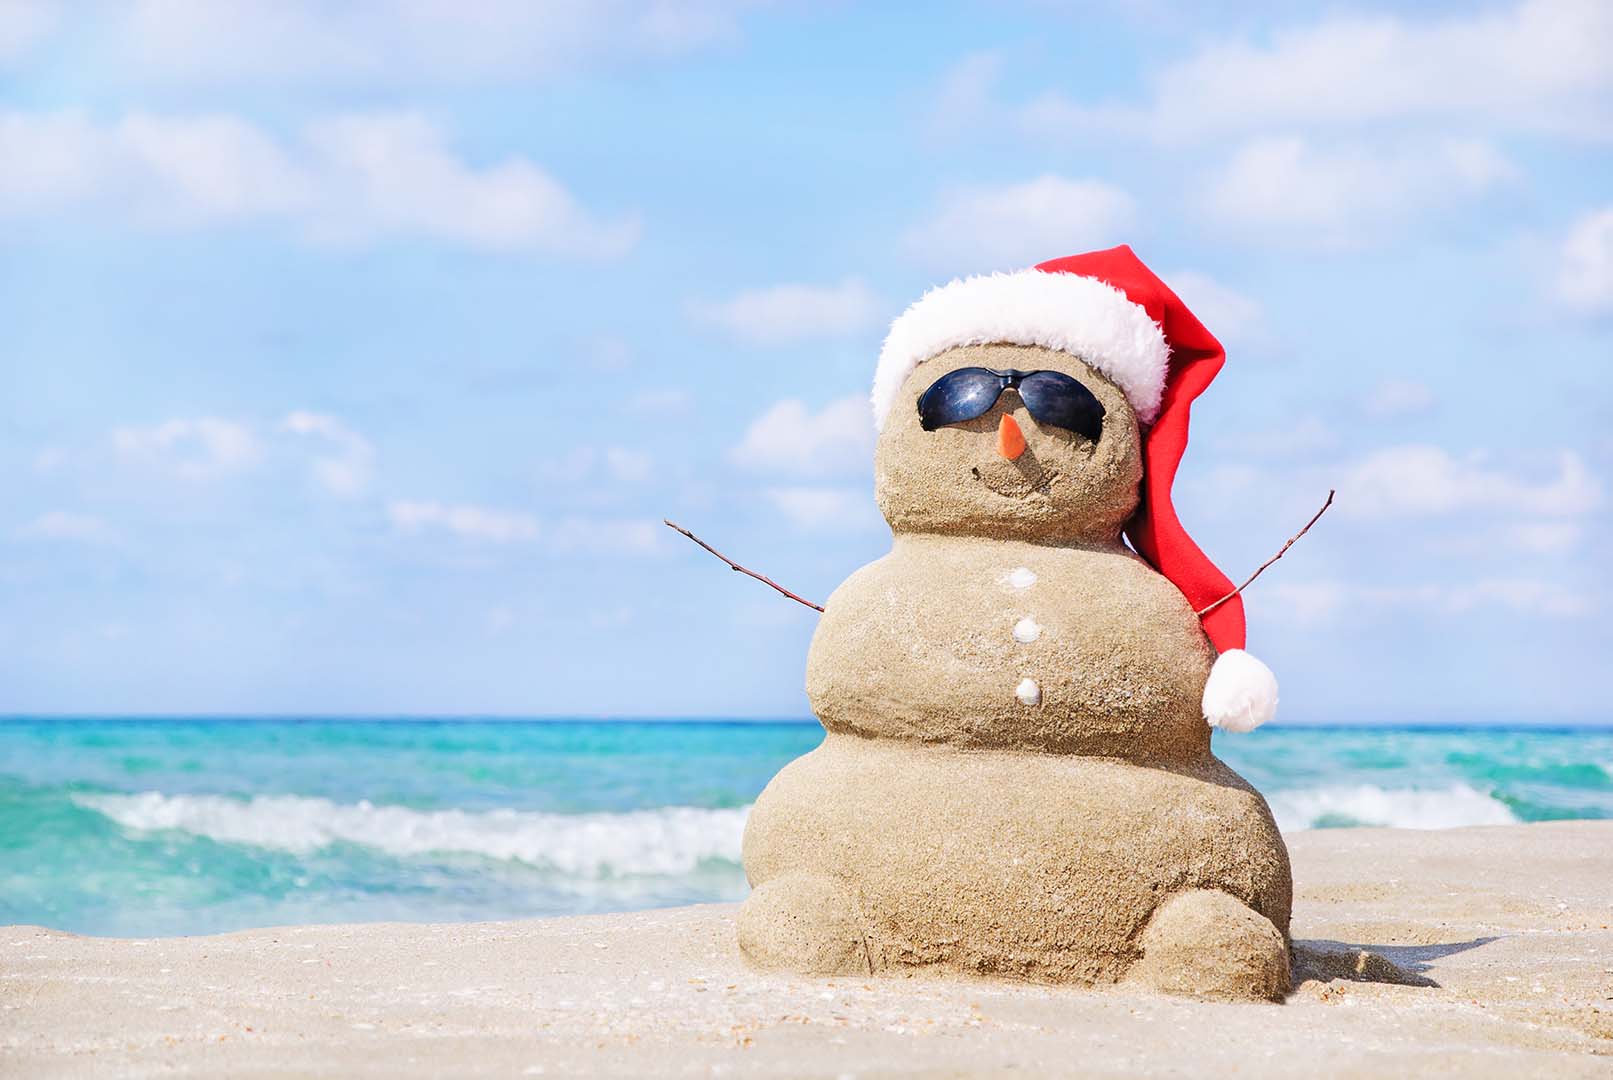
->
<box><xmin>1202</xmin><ymin>649</ymin><xmax>1278</xmax><ymax>733</ymax></box>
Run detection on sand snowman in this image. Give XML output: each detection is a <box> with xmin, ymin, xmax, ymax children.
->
<box><xmin>738</xmin><ymin>246</ymin><xmax>1293</xmax><ymax>1001</ymax></box>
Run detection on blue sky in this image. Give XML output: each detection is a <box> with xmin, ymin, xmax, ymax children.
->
<box><xmin>2</xmin><ymin>0</ymin><xmax>1609</xmax><ymax>720</ymax></box>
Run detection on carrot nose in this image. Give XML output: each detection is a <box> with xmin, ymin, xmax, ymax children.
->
<box><xmin>997</xmin><ymin>413</ymin><xmax>1027</xmax><ymax>460</ymax></box>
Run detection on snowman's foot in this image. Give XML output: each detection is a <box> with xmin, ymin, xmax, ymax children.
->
<box><xmin>1122</xmin><ymin>889</ymin><xmax>1290</xmax><ymax>1002</ymax></box>
<box><xmin>737</xmin><ymin>873</ymin><xmax>873</xmax><ymax>975</ymax></box>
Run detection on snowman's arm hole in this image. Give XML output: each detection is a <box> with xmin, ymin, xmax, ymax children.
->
<box><xmin>663</xmin><ymin>520</ymin><xmax>826</xmax><ymax>613</ymax></box>
<box><xmin>1196</xmin><ymin>489</ymin><xmax>1335</xmax><ymax>618</ymax></box>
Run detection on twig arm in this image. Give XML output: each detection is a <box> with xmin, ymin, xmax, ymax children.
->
<box><xmin>664</xmin><ymin>520</ymin><xmax>825</xmax><ymax>613</ymax></box>
<box><xmin>667</xmin><ymin>489</ymin><xmax>1331</xmax><ymax>623</ymax></box>
<box><xmin>1197</xmin><ymin>489</ymin><xmax>1335</xmax><ymax>618</ymax></box>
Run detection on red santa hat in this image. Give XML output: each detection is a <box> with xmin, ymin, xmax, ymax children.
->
<box><xmin>872</xmin><ymin>244</ymin><xmax>1277</xmax><ymax>732</ymax></box>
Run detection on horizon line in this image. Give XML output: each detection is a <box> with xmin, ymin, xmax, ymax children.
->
<box><xmin>2</xmin><ymin>714</ymin><xmax>1611</xmax><ymax>732</ymax></box>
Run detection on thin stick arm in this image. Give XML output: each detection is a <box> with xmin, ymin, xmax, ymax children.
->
<box><xmin>663</xmin><ymin>520</ymin><xmax>826</xmax><ymax>613</ymax></box>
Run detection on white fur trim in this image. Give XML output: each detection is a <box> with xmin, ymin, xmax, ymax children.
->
<box><xmin>1202</xmin><ymin>649</ymin><xmax>1278</xmax><ymax>733</ymax></box>
<box><xmin>872</xmin><ymin>269</ymin><xmax>1170</xmax><ymax>430</ymax></box>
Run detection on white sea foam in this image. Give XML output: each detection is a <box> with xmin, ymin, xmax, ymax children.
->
<box><xmin>79</xmin><ymin>781</ymin><xmax>1522</xmax><ymax>875</ymax></box>
<box><xmin>77</xmin><ymin>792</ymin><xmax>748</xmax><ymax>876</ymax></box>
<box><xmin>1267</xmin><ymin>783</ymin><xmax>1518</xmax><ymax>832</ymax></box>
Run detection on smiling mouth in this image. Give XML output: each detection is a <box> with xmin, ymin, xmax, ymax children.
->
<box><xmin>972</xmin><ymin>458</ymin><xmax>1056</xmax><ymax>497</ymax></box>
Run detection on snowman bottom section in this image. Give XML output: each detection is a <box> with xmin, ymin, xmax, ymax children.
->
<box><xmin>740</xmin><ymin>732</ymin><xmax>1291</xmax><ymax>988</ymax></box>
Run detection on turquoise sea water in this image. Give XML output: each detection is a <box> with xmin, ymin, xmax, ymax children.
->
<box><xmin>3</xmin><ymin>718</ymin><xmax>1610</xmax><ymax>937</ymax></box>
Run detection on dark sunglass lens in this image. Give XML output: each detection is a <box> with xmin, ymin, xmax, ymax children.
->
<box><xmin>917</xmin><ymin>368</ymin><xmax>1004</xmax><ymax>430</ymax></box>
<box><xmin>1019</xmin><ymin>371</ymin><xmax>1105</xmax><ymax>442</ymax></box>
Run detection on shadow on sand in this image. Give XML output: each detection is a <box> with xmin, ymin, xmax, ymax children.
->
<box><xmin>1290</xmin><ymin>936</ymin><xmax>1502</xmax><ymax>989</ymax></box>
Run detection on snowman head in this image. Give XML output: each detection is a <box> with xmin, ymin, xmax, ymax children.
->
<box><xmin>863</xmin><ymin>248</ymin><xmax>1279</xmax><ymax>731</ymax></box>
<box><xmin>874</xmin><ymin>341</ymin><xmax>1143</xmax><ymax>545</ymax></box>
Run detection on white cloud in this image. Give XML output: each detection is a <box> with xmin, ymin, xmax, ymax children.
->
<box><xmin>1153</xmin><ymin>0</ymin><xmax>1611</xmax><ymax>139</ymax></box>
<box><xmin>691</xmin><ymin>279</ymin><xmax>881</xmax><ymax>345</ymax></box>
<box><xmin>1556</xmin><ymin>207</ymin><xmax>1613</xmax><ymax>315</ymax></box>
<box><xmin>1339</xmin><ymin>446</ymin><xmax>1601</xmax><ymax>519</ymax></box>
<box><xmin>904</xmin><ymin>175</ymin><xmax>1134</xmax><ymax>272</ymax></box>
<box><xmin>1365</xmin><ymin>378</ymin><xmax>1436</xmax><ymax>419</ymax></box>
<box><xmin>1429</xmin><ymin>518</ymin><xmax>1587</xmax><ymax>557</ymax></box>
<box><xmin>17</xmin><ymin>511</ymin><xmax>114</xmax><ymax>543</ymax></box>
<box><xmin>63</xmin><ymin>0</ymin><xmax>758</xmax><ymax>84</ymax></box>
<box><xmin>1164</xmin><ymin>271</ymin><xmax>1267</xmax><ymax>350</ymax></box>
<box><xmin>547</xmin><ymin>517</ymin><xmax>663</xmax><ymax>555</ymax></box>
<box><xmin>280</xmin><ymin>410</ymin><xmax>375</xmax><ymax>496</ymax></box>
<box><xmin>1504</xmin><ymin>521</ymin><xmax>1584</xmax><ymax>554</ymax></box>
<box><xmin>0</xmin><ymin>110</ymin><xmax>309</xmax><ymax>224</ymax></box>
<box><xmin>1269</xmin><ymin>577</ymin><xmax>1592</xmax><ymax>623</ymax></box>
<box><xmin>388</xmin><ymin>500</ymin><xmax>540</xmax><ymax>543</ymax></box>
<box><xmin>1444</xmin><ymin>578</ymin><xmax>1592</xmax><ymax>617</ymax></box>
<box><xmin>730</xmin><ymin>395</ymin><xmax>872</xmax><ymax>476</ymax></box>
<box><xmin>123</xmin><ymin>112</ymin><xmax>315</xmax><ymax>224</ymax></box>
<box><xmin>1203</xmin><ymin>137</ymin><xmax>1515</xmax><ymax>247</ymax></box>
<box><xmin>300</xmin><ymin>113</ymin><xmax>638</xmax><ymax>254</ymax></box>
<box><xmin>0</xmin><ymin>0</ymin><xmax>57</xmax><ymax>63</ymax></box>
<box><xmin>763</xmin><ymin>485</ymin><xmax>880</xmax><ymax>532</ymax></box>
<box><xmin>0</xmin><ymin>109</ymin><xmax>638</xmax><ymax>255</ymax></box>
<box><xmin>385</xmin><ymin>501</ymin><xmax>662</xmax><ymax>554</ymax></box>
<box><xmin>1018</xmin><ymin>0</ymin><xmax>1613</xmax><ymax>143</ymax></box>
<box><xmin>112</xmin><ymin>417</ymin><xmax>262</xmax><ymax>478</ymax></box>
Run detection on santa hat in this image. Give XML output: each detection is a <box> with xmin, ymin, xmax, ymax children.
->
<box><xmin>872</xmin><ymin>244</ymin><xmax>1277</xmax><ymax>732</ymax></box>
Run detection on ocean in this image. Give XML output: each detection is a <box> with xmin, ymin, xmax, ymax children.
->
<box><xmin>2</xmin><ymin>718</ymin><xmax>1610</xmax><ymax>938</ymax></box>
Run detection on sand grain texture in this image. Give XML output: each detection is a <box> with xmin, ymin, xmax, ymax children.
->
<box><xmin>4</xmin><ymin>821</ymin><xmax>1611</xmax><ymax>1077</ymax></box>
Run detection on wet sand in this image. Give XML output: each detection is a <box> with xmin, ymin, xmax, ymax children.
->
<box><xmin>4</xmin><ymin>821</ymin><xmax>1611</xmax><ymax>1077</ymax></box>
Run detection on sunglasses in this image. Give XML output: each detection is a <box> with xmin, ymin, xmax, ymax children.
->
<box><xmin>916</xmin><ymin>367</ymin><xmax>1105</xmax><ymax>442</ymax></box>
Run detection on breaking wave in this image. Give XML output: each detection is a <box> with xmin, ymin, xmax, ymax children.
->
<box><xmin>1267</xmin><ymin>783</ymin><xmax>1518</xmax><ymax>832</ymax></box>
<box><xmin>76</xmin><ymin>791</ymin><xmax>748</xmax><ymax>877</ymax></box>
<box><xmin>81</xmin><ymin>781</ymin><xmax>1523</xmax><ymax>875</ymax></box>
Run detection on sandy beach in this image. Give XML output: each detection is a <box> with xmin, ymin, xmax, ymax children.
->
<box><xmin>4</xmin><ymin>820</ymin><xmax>1611</xmax><ymax>1077</ymax></box>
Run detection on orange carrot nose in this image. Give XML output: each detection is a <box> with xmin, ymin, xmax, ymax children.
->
<box><xmin>997</xmin><ymin>413</ymin><xmax>1027</xmax><ymax>460</ymax></box>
